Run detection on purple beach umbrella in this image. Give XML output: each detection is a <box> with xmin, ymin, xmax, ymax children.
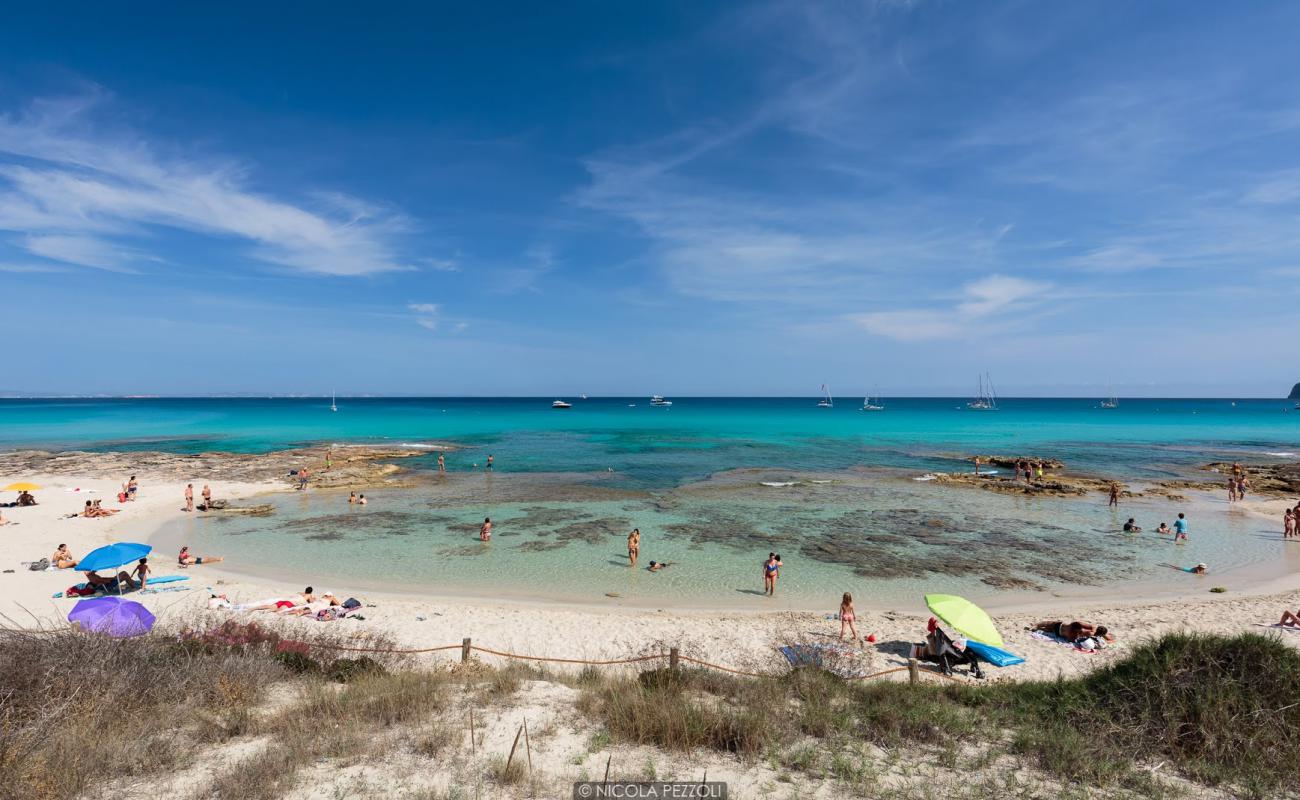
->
<box><xmin>67</xmin><ymin>596</ymin><xmax>156</xmax><ymax>638</ymax></box>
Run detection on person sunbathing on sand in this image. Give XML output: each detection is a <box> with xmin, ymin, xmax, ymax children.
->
<box><xmin>52</xmin><ymin>544</ymin><xmax>77</xmax><ymax>568</ymax></box>
<box><xmin>246</xmin><ymin>586</ymin><xmax>317</xmax><ymax>612</ymax></box>
<box><xmin>178</xmin><ymin>546</ymin><xmax>224</xmax><ymax>566</ymax></box>
<box><xmin>84</xmin><ymin>569</ymin><xmax>136</xmax><ymax>591</ymax></box>
<box><xmin>281</xmin><ymin>591</ymin><xmax>339</xmax><ymax>616</ymax></box>
<box><xmin>1279</xmin><ymin>611</ymin><xmax>1300</xmax><ymax>628</ymax></box>
<box><xmin>1034</xmin><ymin>620</ymin><xmax>1115</xmax><ymax>642</ymax></box>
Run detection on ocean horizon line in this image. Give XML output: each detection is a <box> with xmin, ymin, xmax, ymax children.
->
<box><xmin>0</xmin><ymin>394</ymin><xmax>1294</xmax><ymax>401</ymax></box>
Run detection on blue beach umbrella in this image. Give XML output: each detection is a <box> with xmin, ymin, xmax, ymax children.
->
<box><xmin>67</xmin><ymin>596</ymin><xmax>155</xmax><ymax>638</ymax></box>
<box><xmin>77</xmin><ymin>542</ymin><xmax>152</xmax><ymax>573</ymax></box>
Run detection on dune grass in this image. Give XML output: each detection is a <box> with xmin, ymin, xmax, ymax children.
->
<box><xmin>579</xmin><ymin>632</ymin><xmax>1300</xmax><ymax>798</ymax></box>
<box><xmin>2</xmin><ymin>624</ymin><xmax>1296</xmax><ymax>799</ymax></box>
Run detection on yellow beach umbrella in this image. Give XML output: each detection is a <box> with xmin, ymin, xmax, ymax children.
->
<box><xmin>4</xmin><ymin>482</ymin><xmax>42</xmax><ymax>491</ymax></box>
<box><xmin>925</xmin><ymin>593</ymin><xmax>1004</xmax><ymax>646</ymax></box>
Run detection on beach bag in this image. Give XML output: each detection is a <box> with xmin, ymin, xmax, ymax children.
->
<box><xmin>342</xmin><ymin>597</ymin><xmax>361</xmax><ymax>609</ymax></box>
<box><xmin>29</xmin><ymin>558</ymin><xmax>49</xmax><ymax>571</ymax></box>
<box><xmin>316</xmin><ymin>607</ymin><xmax>340</xmax><ymax>621</ymax></box>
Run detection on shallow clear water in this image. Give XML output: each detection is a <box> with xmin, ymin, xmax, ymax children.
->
<box><xmin>7</xmin><ymin>397</ymin><xmax>1297</xmax><ymax>605</ymax></box>
<box><xmin>152</xmin><ymin>469</ymin><xmax>1291</xmax><ymax>607</ymax></box>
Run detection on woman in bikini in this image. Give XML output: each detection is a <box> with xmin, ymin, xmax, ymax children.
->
<box><xmin>838</xmin><ymin>592</ymin><xmax>858</xmax><ymax>642</ymax></box>
<box><xmin>480</xmin><ymin>517</ymin><xmax>492</xmax><ymax>541</ymax></box>
<box><xmin>627</xmin><ymin>528</ymin><xmax>641</xmax><ymax>567</ymax></box>
<box><xmin>1034</xmin><ymin>620</ymin><xmax>1115</xmax><ymax>642</ymax></box>
<box><xmin>763</xmin><ymin>553</ymin><xmax>783</xmax><ymax>596</ymax></box>
<box><xmin>178</xmin><ymin>546</ymin><xmax>224</xmax><ymax>566</ymax></box>
<box><xmin>51</xmin><ymin>544</ymin><xmax>77</xmax><ymax>569</ymax></box>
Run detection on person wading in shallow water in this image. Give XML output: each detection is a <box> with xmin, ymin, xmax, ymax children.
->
<box><xmin>627</xmin><ymin>528</ymin><xmax>641</xmax><ymax>567</ymax></box>
<box><xmin>1108</xmin><ymin>482</ymin><xmax>1121</xmax><ymax>507</ymax></box>
<box><xmin>479</xmin><ymin>517</ymin><xmax>492</xmax><ymax>541</ymax></box>
<box><xmin>763</xmin><ymin>552</ymin><xmax>783</xmax><ymax>596</ymax></box>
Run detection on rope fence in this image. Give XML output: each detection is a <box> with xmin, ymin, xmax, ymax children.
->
<box><xmin>0</xmin><ymin>625</ymin><xmax>973</xmax><ymax>684</ymax></box>
<box><xmin>283</xmin><ymin>634</ymin><xmax>968</xmax><ymax>685</ymax></box>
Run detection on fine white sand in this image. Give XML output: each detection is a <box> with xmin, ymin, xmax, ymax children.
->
<box><xmin>3</xmin><ymin>473</ymin><xmax>1300</xmax><ymax>683</ymax></box>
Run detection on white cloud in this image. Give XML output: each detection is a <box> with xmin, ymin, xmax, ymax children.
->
<box><xmin>408</xmin><ymin>303</ymin><xmax>440</xmax><ymax>330</ymax></box>
<box><xmin>853</xmin><ymin>274</ymin><xmax>1051</xmax><ymax>342</ymax></box>
<box><xmin>0</xmin><ymin>94</ymin><xmax>415</xmax><ymax>276</ymax></box>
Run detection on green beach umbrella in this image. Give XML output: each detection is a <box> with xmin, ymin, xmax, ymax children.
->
<box><xmin>925</xmin><ymin>593</ymin><xmax>1004</xmax><ymax>647</ymax></box>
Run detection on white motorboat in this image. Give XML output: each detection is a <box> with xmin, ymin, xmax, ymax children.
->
<box><xmin>552</xmin><ymin>399</ymin><xmax>572</xmax><ymax>409</ymax></box>
<box><xmin>650</xmin><ymin>395</ymin><xmax>672</xmax><ymax>407</ymax></box>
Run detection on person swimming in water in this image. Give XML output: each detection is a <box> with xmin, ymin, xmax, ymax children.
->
<box><xmin>1123</xmin><ymin>518</ymin><xmax>1142</xmax><ymax>533</ymax></box>
<box><xmin>647</xmin><ymin>560</ymin><xmax>672</xmax><ymax>572</ymax></box>
<box><xmin>1156</xmin><ymin>522</ymin><xmax>1171</xmax><ymax>535</ymax></box>
<box><xmin>763</xmin><ymin>553</ymin><xmax>783</xmax><ymax>596</ymax></box>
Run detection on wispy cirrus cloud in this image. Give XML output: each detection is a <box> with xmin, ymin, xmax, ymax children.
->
<box><xmin>852</xmin><ymin>274</ymin><xmax>1052</xmax><ymax>341</ymax></box>
<box><xmin>0</xmin><ymin>93</ymin><xmax>416</xmax><ymax>276</ymax></box>
<box><xmin>407</xmin><ymin>303</ymin><xmax>440</xmax><ymax>330</ymax></box>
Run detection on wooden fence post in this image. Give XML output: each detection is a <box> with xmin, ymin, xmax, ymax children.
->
<box><xmin>523</xmin><ymin>717</ymin><xmax>533</xmax><ymax>774</ymax></box>
<box><xmin>907</xmin><ymin>658</ymin><xmax>919</xmax><ymax>685</ymax></box>
<box><xmin>462</xmin><ymin>637</ymin><xmax>472</xmax><ymax>663</ymax></box>
<box><xmin>505</xmin><ymin>724</ymin><xmax>524</xmax><ymax>776</ymax></box>
<box><xmin>669</xmin><ymin>647</ymin><xmax>680</xmax><ymax>671</ymax></box>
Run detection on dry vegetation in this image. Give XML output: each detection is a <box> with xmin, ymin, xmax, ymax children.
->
<box><xmin>1</xmin><ymin>622</ymin><xmax>1296</xmax><ymax>800</ymax></box>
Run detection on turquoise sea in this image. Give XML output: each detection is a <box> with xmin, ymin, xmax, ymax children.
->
<box><xmin>4</xmin><ymin>397</ymin><xmax>1298</xmax><ymax>606</ymax></box>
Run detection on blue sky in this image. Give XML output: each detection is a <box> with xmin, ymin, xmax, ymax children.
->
<box><xmin>2</xmin><ymin>1</ymin><xmax>1298</xmax><ymax>397</ymax></box>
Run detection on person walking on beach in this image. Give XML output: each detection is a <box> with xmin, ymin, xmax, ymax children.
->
<box><xmin>973</xmin><ymin>457</ymin><xmax>981</xmax><ymax>477</ymax></box>
<box><xmin>131</xmin><ymin>557</ymin><xmax>151</xmax><ymax>589</ymax></box>
<box><xmin>627</xmin><ymin>528</ymin><xmax>641</xmax><ymax>567</ymax></box>
<box><xmin>201</xmin><ymin>484</ymin><xmax>212</xmax><ymax>509</ymax></box>
<box><xmin>1238</xmin><ymin>475</ymin><xmax>1249</xmax><ymax>499</ymax></box>
<box><xmin>1174</xmin><ymin>513</ymin><xmax>1189</xmax><ymax>542</ymax></box>
<box><xmin>838</xmin><ymin>592</ymin><xmax>858</xmax><ymax>642</ymax></box>
<box><xmin>1227</xmin><ymin>477</ymin><xmax>1237</xmax><ymax>503</ymax></box>
<box><xmin>1284</xmin><ymin>509</ymin><xmax>1295</xmax><ymax>539</ymax></box>
<box><xmin>1108</xmin><ymin>482</ymin><xmax>1121</xmax><ymax>507</ymax></box>
<box><xmin>184</xmin><ymin>483</ymin><xmax>194</xmax><ymax>512</ymax></box>
<box><xmin>479</xmin><ymin>517</ymin><xmax>492</xmax><ymax>541</ymax></box>
<box><xmin>297</xmin><ymin>467</ymin><xmax>310</xmax><ymax>491</ymax></box>
<box><xmin>438</xmin><ymin>452</ymin><xmax>446</xmax><ymax>474</ymax></box>
<box><xmin>763</xmin><ymin>553</ymin><xmax>782</xmax><ymax>596</ymax></box>
<box><xmin>127</xmin><ymin>475</ymin><xmax>139</xmax><ymax>500</ymax></box>
<box><xmin>325</xmin><ymin>449</ymin><xmax>333</xmax><ymax>471</ymax></box>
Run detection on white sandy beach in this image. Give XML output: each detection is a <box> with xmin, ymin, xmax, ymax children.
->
<box><xmin>4</xmin><ymin>471</ymin><xmax>1300</xmax><ymax>684</ymax></box>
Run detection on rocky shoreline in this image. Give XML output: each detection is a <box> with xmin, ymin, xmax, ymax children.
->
<box><xmin>0</xmin><ymin>444</ymin><xmax>452</xmax><ymax>491</ymax></box>
<box><xmin>932</xmin><ymin>454</ymin><xmax>1300</xmax><ymax>501</ymax></box>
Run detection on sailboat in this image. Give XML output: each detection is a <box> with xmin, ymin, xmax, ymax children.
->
<box><xmin>330</xmin><ymin>391</ymin><xmax>338</xmax><ymax>413</ymax></box>
<box><xmin>861</xmin><ymin>390</ymin><xmax>884</xmax><ymax>411</ymax></box>
<box><xmin>1100</xmin><ymin>384</ymin><xmax>1118</xmax><ymax>409</ymax></box>
<box><xmin>967</xmin><ymin>373</ymin><xmax>998</xmax><ymax>411</ymax></box>
<box><xmin>817</xmin><ymin>384</ymin><xmax>834</xmax><ymax>408</ymax></box>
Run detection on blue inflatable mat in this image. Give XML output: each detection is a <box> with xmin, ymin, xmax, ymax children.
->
<box><xmin>965</xmin><ymin>640</ymin><xmax>1025</xmax><ymax>667</ymax></box>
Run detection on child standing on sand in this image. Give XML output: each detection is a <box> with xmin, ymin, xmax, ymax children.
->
<box><xmin>839</xmin><ymin>592</ymin><xmax>858</xmax><ymax>642</ymax></box>
<box><xmin>1284</xmin><ymin>509</ymin><xmax>1295</xmax><ymax>539</ymax></box>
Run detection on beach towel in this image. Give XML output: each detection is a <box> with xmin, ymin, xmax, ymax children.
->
<box><xmin>1029</xmin><ymin>630</ymin><xmax>1110</xmax><ymax>653</ymax></box>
